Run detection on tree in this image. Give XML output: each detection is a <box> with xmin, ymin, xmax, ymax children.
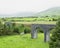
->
<box><xmin>0</xmin><ymin>21</ymin><xmax>4</xmax><ymax>35</ymax></box>
<box><xmin>52</xmin><ymin>18</ymin><xmax>57</xmax><ymax>21</ymax></box>
<box><xmin>24</xmin><ymin>27</ymin><xmax>31</xmax><ymax>34</ymax></box>
<box><xmin>49</xmin><ymin>18</ymin><xmax>60</xmax><ymax>48</ymax></box>
<box><xmin>13</xmin><ymin>24</ymin><xmax>24</xmax><ymax>34</ymax></box>
<box><xmin>3</xmin><ymin>22</ymin><xmax>13</xmax><ymax>35</ymax></box>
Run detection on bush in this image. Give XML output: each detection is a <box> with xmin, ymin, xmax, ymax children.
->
<box><xmin>13</xmin><ymin>24</ymin><xmax>24</xmax><ymax>34</ymax></box>
<box><xmin>36</xmin><ymin>27</ymin><xmax>43</xmax><ymax>33</ymax></box>
<box><xmin>3</xmin><ymin>22</ymin><xmax>13</xmax><ymax>35</ymax></box>
<box><xmin>37</xmin><ymin>28</ymin><xmax>43</xmax><ymax>33</ymax></box>
<box><xmin>13</xmin><ymin>27</ymin><xmax>20</xmax><ymax>34</ymax></box>
<box><xmin>24</xmin><ymin>27</ymin><xmax>31</xmax><ymax>34</ymax></box>
<box><xmin>49</xmin><ymin>18</ymin><xmax>60</xmax><ymax>48</ymax></box>
<box><xmin>52</xmin><ymin>18</ymin><xmax>57</xmax><ymax>21</ymax></box>
<box><xmin>0</xmin><ymin>22</ymin><xmax>25</xmax><ymax>35</ymax></box>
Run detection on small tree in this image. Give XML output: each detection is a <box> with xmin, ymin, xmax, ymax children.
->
<box><xmin>49</xmin><ymin>18</ymin><xmax>60</xmax><ymax>48</ymax></box>
<box><xmin>3</xmin><ymin>22</ymin><xmax>13</xmax><ymax>35</ymax></box>
<box><xmin>13</xmin><ymin>24</ymin><xmax>24</xmax><ymax>34</ymax></box>
<box><xmin>24</xmin><ymin>27</ymin><xmax>31</xmax><ymax>34</ymax></box>
<box><xmin>0</xmin><ymin>21</ymin><xmax>4</xmax><ymax>35</ymax></box>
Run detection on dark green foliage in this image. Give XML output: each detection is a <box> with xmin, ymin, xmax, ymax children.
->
<box><xmin>0</xmin><ymin>21</ymin><xmax>25</xmax><ymax>35</ymax></box>
<box><xmin>12</xmin><ymin>23</ymin><xmax>19</xmax><ymax>33</ymax></box>
<box><xmin>45</xmin><ymin>16</ymin><xmax>49</xmax><ymax>17</ymax></box>
<box><xmin>13</xmin><ymin>24</ymin><xmax>24</xmax><ymax>34</ymax></box>
<box><xmin>13</xmin><ymin>27</ymin><xmax>20</xmax><ymax>34</ymax></box>
<box><xmin>49</xmin><ymin>19</ymin><xmax>51</xmax><ymax>21</ymax></box>
<box><xmin>49</xmin><ymin>19</ymin><xmax>60</xmax><ymax>48</ymax></box>
<box><xmin>24</xmin><ymin>27</ymin><xmax>31</xmax><ymax>34</ymax></box>
<box><xmin>52</xmin><ymin>18</ymin><xmax>57</xmax><ymax>21</ymax></box>
<box><xmin>2</xmin><ymin>18</ymin><xmax>6</xmax><ymax>21</ymax></box>
<box><xmin>37</xmin><ymin>28</ymin><xmax>43</xmax><ymax>33</ymax></box>
<box><xmin>0</xmin><ymin>21</ymin><xmax>5</xmax><ymax>36</ymax></box>
<box><xmin>18</xmin><ymin>24</ymin><xmax>24</xmax><ymax>33</ymax></box>
<box><xmin>36</xmin><ymin>27</ymin><xmax>43</xmax><ymax>33</ymax></box>
<box><xmin>3</xmin><ymin>22</ymin><xmax>13</xmax><ymax>35</ymax></box>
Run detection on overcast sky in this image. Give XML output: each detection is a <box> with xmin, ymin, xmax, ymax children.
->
<box><xmin>0</xmin><ymin>0</ymin><xmax>60</xmax><ymax>14</ymax></box>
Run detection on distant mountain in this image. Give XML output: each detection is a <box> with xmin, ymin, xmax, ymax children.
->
<box><xmin>13</xmin><ymin>12</ymin><xmax>36</xmax><ymax>17</ymax></box>
<box><xmin>35</xmin><ymin>7</ymin><xmax>60</xmax><ymax>17</ymax></box>
<box><xmin>0</xmin><ymin>7</ymin><xmax>60</xmax><ymax>18</ymax></box>
<box><xmin>0</xmin><ymin>12</ymin><xmax>35</xmax><ymax>18</ymax></box>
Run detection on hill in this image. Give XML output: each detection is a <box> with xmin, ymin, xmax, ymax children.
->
<box><xmin>0</xmin><ymin>7</ymin><xmax>60</xmax><ymax>18</ymax></box>
<box><xmin>0</xmin><ymin>12</ymin><xmax>35</xmax><ymax>18</ymax></box>
<box><xmin>35</xmin><ymin>7</ymin><xmax>60</xmax><ymax>17</ymax></box>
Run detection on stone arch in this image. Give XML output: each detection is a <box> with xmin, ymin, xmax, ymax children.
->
<box><xmin>31</xmin><ymin>24</ymin><xmax>56</xmax><ymax>42</ymax></box>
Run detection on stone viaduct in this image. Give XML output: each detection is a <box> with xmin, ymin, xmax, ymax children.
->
<box><xmin>5</xmin><ymin>22</ymin><xmax>56</xmax><ymax>42</ymax></box>
<box><xmin>31</xmin><ymin>24</ymin><xmax>56</xmax><ymax>42</ymax></box>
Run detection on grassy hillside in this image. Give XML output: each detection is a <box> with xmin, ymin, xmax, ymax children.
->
<box><xmin>0</xmin><ymin>33</ymin><xmax>49</xmax><ymax>48</ymax></box>
<box><xmin>35</xmin><ymin>7</ymin><xmax>60</xmax><ymax>17</ymax></box>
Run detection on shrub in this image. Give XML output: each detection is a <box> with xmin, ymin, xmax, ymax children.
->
<box><xmin>52</xmin><ymin>18</ymin><xmax>57</xmax><ymax>21</ymax></box>
<box><xmin>0</xmin><ymin>22</ymin><xmax>25</xmax><ymax>35</ymax></box>
<box><xmin>13</xmin><ymin>24</ymin><xmax>24</xmax><ymax>34</ymax></box>
<box><xmin>13</xmin><ymin>27</ymin><xmax>20</xmax><ymax>34</ymax></box>
<box><xmin>3</xmin><ymin>22</ymin><xmax>13</xmax><ymax>35</ymax></box>
<box><xmin>0</xmin><ymin>22</ymin><xmax>4</xmax><ymax>36</ymax></box>
<box><xmin>37</xmin><ymin>28</ymin><xmax>43</xmax><ymax>33</ymax></box>
<box><xmin>49</xmin><ymin>18</ymin><xmax>60</xmax><ymax>48</ymax></box>
<box><xmin>36</xmin><ymin>27</ymin><xmax>43</xmax><ymax>33</ymax></box>
<box><xmin>24</xmin><ymin>27</ymin><xmax>31</xmax><ymax>34</ymax></box>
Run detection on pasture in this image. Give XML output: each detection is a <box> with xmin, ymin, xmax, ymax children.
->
<box><xmin>0</xmin><ymin>17</ymin><xmax>58</xmax><ymax>48</ymax></box>
<box><xmin>0</xmin><ymin>33</ymin><xmax>49</xmax><ymax>48</ymax></box>
<box><xmin>4</xmin><ymin>17</ymin><xmax>58</xmax><ymax>22</ymax></box>
<box><xmin>12</xmin><ymin>21</ymin><xmax>56</xmax><ymax>24</ymax></box>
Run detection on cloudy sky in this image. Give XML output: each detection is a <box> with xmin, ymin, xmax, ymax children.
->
<box><xmin>0</xmin><ymin>0</ymin><xmax>60</xmax><ymax>14</ymax></box>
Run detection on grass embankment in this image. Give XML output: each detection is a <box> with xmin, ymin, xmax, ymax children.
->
<box><xmin>0</xmin><ymin>33</ymin><xmax>49</xmax><ymax>48</ymax></box>
<box><xmin>12</xmin><ymin>21</ymin><xmax>56</xmax><ymax>24</ymax></box>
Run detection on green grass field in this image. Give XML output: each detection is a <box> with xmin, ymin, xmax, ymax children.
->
<box><xmin>5</xmin><ymin>17</ymin><xmax>58</xmax><ymax>22</ymax></box>
<box><xmin>13</xmin><ymin>21</ymin><xmax>56</xmax><ymax>24</ymax></box>
<box><xmin>0</xmin><ymin>33</ymin><xmax>49</xmax><ymax>48</ymax></box>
